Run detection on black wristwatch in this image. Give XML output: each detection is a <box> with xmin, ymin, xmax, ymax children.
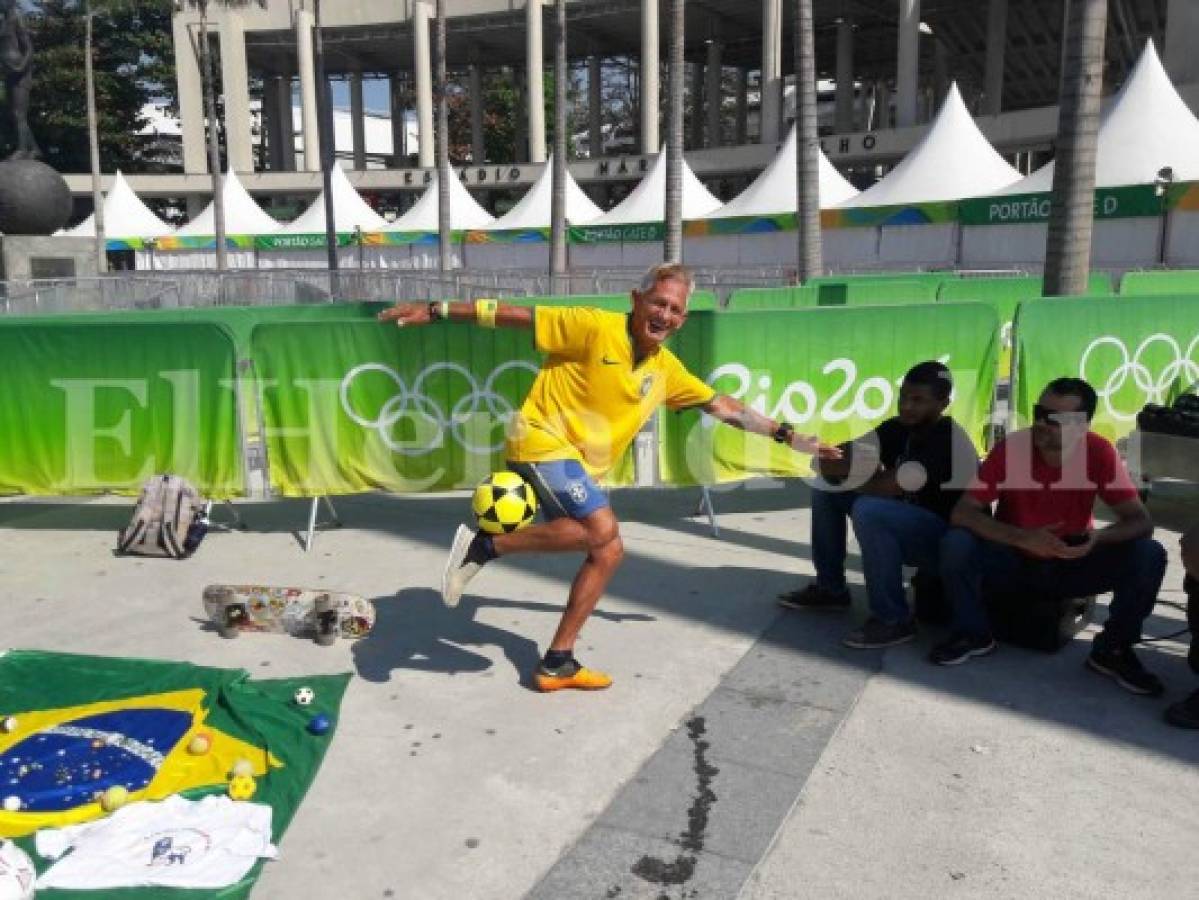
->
<box><xmin>772</xmin><ymin>422</ymin><xmax>795</xmax><ymax>444</ymax></box>
<box><xmin>427</xmin><ymin>301</ymin><xmax>444</xmax><ymax>321</ymax></box>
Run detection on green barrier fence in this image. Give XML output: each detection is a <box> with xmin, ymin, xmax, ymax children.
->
<box><xmin>937</xmin><ymin>274</ymin><xmax>1114</xmax><ymax>378</ymax></box>
<box><xmin>725</xmin><ymin>286</ymin><xmax>817</xmax><ymax>310</ymax></box>
<box><xmin>251</xmin><ymin>320</ymin><xmax>635</xmax><ymax>497</ymax></box>
<box><xmin>1119</xmin><ymin>269</ymin><xmax>1199</xmax><ymax>296</ymax></box>
<box><xmin>1013</xmin><ymin>294</ymin><xmax>1199</xmax><ymax>442</ymax></box>
<box><xmin>0</xmin><ymin>322</ymin><xmax>244</xmax><ymax>497</ymax></box>
<box><xmin>812</xmin><ymin>278</ymin><xmax>941</xmax><ymax>307</ymax></box>
<box><xmin>659</xmin><ymin>303</ymin><xmax>1000</xmax><ymax>486</ymax></box>
<box><xmin>507</xmin><ymin>291</ymin><xmax>718</xmax><ymax>312</ymax></box>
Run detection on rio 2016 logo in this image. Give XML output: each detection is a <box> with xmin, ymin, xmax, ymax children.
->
<box><xmin>1079</xmin><ymin>333</ymin><xmax>1199</xmax><ymax>421</ymax></box>
<box><xmin>701</xmin><ymin>356</ymin><xmax>952</xmax><ymax>427</ymax></box>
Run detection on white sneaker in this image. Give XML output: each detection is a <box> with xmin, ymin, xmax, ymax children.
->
<box><xmin>442</xmin><ymin>524</ymin><xmax>482</xmax><ymax>608</ymax></box>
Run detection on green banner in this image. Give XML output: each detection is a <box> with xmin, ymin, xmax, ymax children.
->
<box><xmin>0</xmin><ymin>322</ymin><xmax>244</xmax><ymax>497</ymax></box>
<box><xmin>255</xmin><ymin>232</ymin><xmax>358</xmax><ymax>250</ymax></box>
<box><xmin>569</xmin><ymin>221</ymin><xmax>666</xmax><ymax>243</ymax></box>
<box><xmin>959</xmin><ymin>184</ymin><xmax>1162</xmax><ymax>226</ymax></box>
<box><xmin>1</xmin><ymin>650</ymin><xmax>348</xmax><ymax>899</ymax></box>
<box><xmin>1014</xmin><ymin>295</ymin><xmax>1199</xmax><ymax>442</ymax></box>
<box><xmin>252</xmin><ymin>321</ymin><xmax>634</xmax><ymax>496</ymax></box>
<box><xmin>660</xmin><ymin>304</ymin><xmax>1000</xmax><ymax>485</ymax></box>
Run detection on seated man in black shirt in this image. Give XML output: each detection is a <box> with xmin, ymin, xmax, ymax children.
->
<box><xmin>778</xmin><ymin>361</ymin><xmax>978</xmax><ymax>649</ymax></box>
<box><xmin>1166</xmin><ymin>524</ymin><xmax>1199</xmax><ymax>728</ymax></box>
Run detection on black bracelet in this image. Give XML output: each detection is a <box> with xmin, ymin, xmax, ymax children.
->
<box><xmin>772</xmin><ymin>422</ymin><xmax>794</xmax><ymax>444</ymax></box>
<box><xmin>427</xmin><ymin>301</ymin><xmax>443</xmax><ymax>321</ymax></box>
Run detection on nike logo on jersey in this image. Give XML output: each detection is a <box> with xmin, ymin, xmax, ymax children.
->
<box><xmin>601</xmin><ymin>357</ymin><xmax>621</xmax><ymax>365</ymax></box>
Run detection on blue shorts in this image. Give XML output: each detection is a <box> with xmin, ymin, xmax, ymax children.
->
<box><xmin>507</xmin><ymin>460</ymin><xmax>609</xmax><ymax>521</ymax></box>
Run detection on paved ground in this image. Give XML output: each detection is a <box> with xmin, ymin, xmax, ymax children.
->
<box><xmin>1</xmin><ymin>480</ymin><xmax>1196</xmax><ymax>899</ymax></box>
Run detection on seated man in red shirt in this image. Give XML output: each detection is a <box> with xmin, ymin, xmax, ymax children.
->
<box><xmin>932</xmin><ymin>377</ymin><xmax>1167</xmax><ymax>696</ymax></box>
<box><xmin>1166</xmin><ymin>525</ymin><xmax>1199</xmax><ymax>727</ymax></box>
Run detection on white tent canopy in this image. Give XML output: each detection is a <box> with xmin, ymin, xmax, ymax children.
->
<box><xmin>707</xmin><ymin>125</ymin><xmax>857</xmax><ymax>218</ymax></box>
<box><xmin>839</xmin><ymin>83</ymin><xmax>1021</xmax><ymax>208</ymax></box>
<box><xmin>1000</xmin><ymin>41</ymin><xmax>1199</xmax><ymax>193</ymax></box>
<box><xmin>63</xmin><ymin>171</ymin><xmax>174</xmax><ymax>240</ymax></box>
<box><xmin>483</xmin><ymin>158</ymin><xmax>601</xmax><ymax>230</ymax></box>
<box><xmin>586</xmin><ymin>150</ymin><xmax>721</xmax><ymax>226</ymax></box>
<box><xmin>278</xmin><ymin>165</ymin><xmax>387</xmax><ymax>234</ymax></box>
<box><xmin>174</xmin><ymin>170</ymin><xmax>279</xmax><ymax>237</ymax></box>
<box><xmin>384</xmin><ymin>169</ymin><xmax>495</xmax><ymax>231</ymax></box>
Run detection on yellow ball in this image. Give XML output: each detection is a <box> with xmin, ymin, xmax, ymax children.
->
<box><xmin>471</xmin><ymin>471</ymin><xmax>538</xmax><ymax>535</ymax></box>
<box><xmin>187</xmin><ymin>733</ymin><xmax>212</xmax><ymax>756</ymax></box>
<box><xmin>100</xmin><ymin>785</ymin><xmax>128</xmax><ymax>812</ymax></box>
<box><xmin>228</xmin><ymin>775</ymin><xmax>257</xmax><ymax>801</ymax></box>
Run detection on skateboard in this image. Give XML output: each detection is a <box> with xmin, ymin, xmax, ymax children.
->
<box><xmin>202</xmin><ymin>584</ymin><xmax>376</xmax><ymax>645</ymax></box>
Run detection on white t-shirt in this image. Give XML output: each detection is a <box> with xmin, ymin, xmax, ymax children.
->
<box><xmin>35</xmin><ymin>795</ymin><xmax>276</xmax><ymax>890</ymax></box>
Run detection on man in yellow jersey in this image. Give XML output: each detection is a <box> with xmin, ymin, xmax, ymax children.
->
<box><xmin>379</xmin><ymin>263</ymin><xmax>838</xmax><ymax>692</ymax></box>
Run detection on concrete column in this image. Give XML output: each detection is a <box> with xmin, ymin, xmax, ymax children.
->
<box><xmin>390</xmin><ymin>72</ymin><xmax>408</xmax><ymax>165</ymax></box>
<box><xmin>689</xmin><ymin>62</ymin><xmax>705</xmax><ymax>148</ymax></box>
<box><xmin>835</xmin><ymin>18</ymin><xmax>855</xmax><ymax>132</ymax></box>
<box><xmin>761</xmin><ymin>0</ymin><xmax>783</xmax><ymax>143</ymax></box>
<box><xmin>413</xmin><ymin>0</ymin><xmax>434</xmax><ymax>168</ymax></box>
<box><xmin>705</xmin><ymin>40</ymin><xmax>722</xmax><ymax>148</ymax></box>
<box><xmin>896</xmin><ymin>0</ymin><xmax>920</xmax><ymax>127</ymax></box>
<box><xmin>735</xmin><ymin>67</ymin><xmax>748</xmax><ymax>144</ymax></box>
<box><xmin>1166</xmin><ymin>0</ymin><xmax>1199</xmax><ymax>87</ymax></box>
<box><xmin>526</xmin><ymin>0</ymin><xmax>546</xmax><ymax>163</ymax></box>
<box><xmin>469</xmin><ymin>64</ymin><xmax>485</xmax><ymax>163</ymax></box>
<box><xmin>589</xmin><ymin>56</ymin><xmax>603</xmax><ymax>157</ymax></box>
<box><xmin>984</xmin><ymin>0</ymin><xmax>1008</xmax><ymax>115</ymax></box>
<box><xmin>219</xmin><ymin>12</ymin><xmax>253</xmax><ymax>172</ymax></box>
<box><xmin>350</xmin><ymin>73</ymin><xmax>367</xmax><ymax>169</ymax></box>
<box><xmin>172</xmin><ymin>13</ymin><xmax>206</xmax><ymax>174</ymax></box>
<box><xmin>294</xmin><ymin>9</ymin><xmax>320</xmax><ymax>171</ymax></box>
<box><xmin>641</xmin><ymin>0</ymin><xmax>660</xmax><ymax>152</ymax></box>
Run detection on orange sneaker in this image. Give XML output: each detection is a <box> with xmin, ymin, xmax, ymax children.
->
<box><xmin>534</xmin><ymin>664</ymin><xmax>613</xmax><ymax>692</ymax></box>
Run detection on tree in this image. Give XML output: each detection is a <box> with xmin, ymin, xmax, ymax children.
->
<box><xmin>663</xmin><ymin>0</ymin><xmax>684</xmax><ymax>263</ymax></box>
<box><xmin>23</xmin><ymin>0</ymin><xmax>173</xmax><ymax>172</ymax></box>
<box><xmin>793</xmin><ymin>0</ymin><xmax>821</xmax><ymax>281</ymax></box>
<box><xmin>549</xmin><ymin>0</ymin><xmax>566</xmax><ymax>280</ymax></box>
<box><xmin>1043</xmin><ymin>0</ymin><xmax>1108</xmax><ymax>297</ymax></box>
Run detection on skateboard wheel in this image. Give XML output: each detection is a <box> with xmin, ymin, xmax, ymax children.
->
<box><xmin>314</xmin><ymin>595</ymin><xmax>338</xmax><ymax>647</ymax></box>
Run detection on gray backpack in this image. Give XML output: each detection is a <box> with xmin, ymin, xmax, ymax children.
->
<box><xmin>117</xmin><ymin>475</ymin><xmax>206</xmax><ymax>559</ymax></box>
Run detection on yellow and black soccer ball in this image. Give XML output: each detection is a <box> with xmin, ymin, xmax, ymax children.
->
<box><xmin>471</xmin><ymin>471</ymin><xmax>538</xmax><ymax>534</ymax></box>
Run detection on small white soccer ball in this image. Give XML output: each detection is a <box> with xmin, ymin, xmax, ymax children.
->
<box><xmin>0</xmin><ymin>797</ymin><xmax>18</xmax><ymax>813</ymax></box>
<box><xmin>0</xmin><ymin>840</ymin><xmax>35</xmax><ymax>900</ymax></box>
<box><xmin>293</xmin><ymin>687</ymin><xmax>315</xmax><ymax>706</ymax></box>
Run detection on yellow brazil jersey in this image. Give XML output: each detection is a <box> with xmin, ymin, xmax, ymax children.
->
<box><xmin>506</xmin><ymin>306</ymin><xmax>716</xmax><ymax>477</ymax></box>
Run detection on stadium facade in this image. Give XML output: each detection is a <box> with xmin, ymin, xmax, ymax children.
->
<box><xmin>64</xmin><ymin>0</ymin><xmax>1199</xmax><ymax>204</ymax></box>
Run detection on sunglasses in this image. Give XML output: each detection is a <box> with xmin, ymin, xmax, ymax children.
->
<box><xmin>1033</xmin><ymin>404</ymin><xmax>1090</xmax><ymax>427</ymax></box>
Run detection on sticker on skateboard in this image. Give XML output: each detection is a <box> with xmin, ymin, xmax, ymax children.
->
<box><xmin>202</xmin><ymin>584</ymin><xmax>376</xmax><ymax>645</ymax></box>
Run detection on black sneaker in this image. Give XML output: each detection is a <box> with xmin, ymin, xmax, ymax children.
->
<box><xmin>778</xmin><ymin>583</ymin><xmax>851</xmax><ymax>610</ymax></box>
<box><xmin>1165</xmin><ymin>690</ymin><xmax>1199</xmax><ymax>729</ymax></box>
<box><xmin>843</xmin><ymin>618</ymin><xmax>917</xmax><ymax>649</ymax></box>
<box><xmin>929</xmin><ymin>632</ymin><xmax>997</xmax><ymax>666</ymax></box>
<box><xmin>1085</xmin><ymin>643</ymin><xmax>1165</xmax><ymax>697</ymax></box>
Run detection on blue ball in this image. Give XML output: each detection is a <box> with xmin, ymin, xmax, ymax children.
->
<box><xmin>307</xmin><ymin>714</ymin><xmax>332</xmax><ymax>736</ymax></box>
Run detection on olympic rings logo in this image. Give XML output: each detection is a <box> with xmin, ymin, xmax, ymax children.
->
<box><xmin>1078</xmin><ymin>333</ymin><xmax>1199</xmax><ymax>421</ymax></box>
<box><xmin>339</xmin><ymin>360</ymin><xmax>539</xmax><ymax>455</ymax></box>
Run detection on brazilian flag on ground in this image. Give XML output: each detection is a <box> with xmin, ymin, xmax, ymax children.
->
<box><xmin>0</xmin><ymin>650</ymin><xmax>349</xmax><ymax>898</ymax></box>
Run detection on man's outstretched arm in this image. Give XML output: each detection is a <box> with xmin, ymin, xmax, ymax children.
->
<box><xmin>378</xmin><ymin>300</ymin><xmax>534</xmax><ymax>329</ymax></box>
<box><xmin>702</xmin><ymin>394</ymin><xmax>841</xmax><ymax>459</ymax></box>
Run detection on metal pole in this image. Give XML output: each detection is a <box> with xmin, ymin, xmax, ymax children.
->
<box><xmin>434</xmin><ymin>0</ymin><xmax>452</xmax><ymax>272</ymax></box>
<box><xmin>550</xmin><ymin>0</ymin><xmax>568</xmax><ymax>280</ymax></box>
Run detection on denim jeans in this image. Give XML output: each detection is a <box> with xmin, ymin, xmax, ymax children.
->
<box><xmin>939</xmin><ymin>528</ymin><xmax>1167</xmax><ymax>646</ymax></box>
<box><xmin>810</xmin><ymin>488</ymin><xmax>947</xmax><ymax>625</ymax></box>
<box><xmin>851</xmin><ymin>497</ymin><xmax>949</xmax><ymax>625</ymax></box>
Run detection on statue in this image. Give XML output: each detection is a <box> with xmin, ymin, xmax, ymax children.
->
<box><xmin>0</xmin><ymin>0</ymin><xmax>39</xmax><ymax>159</ymax></box>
